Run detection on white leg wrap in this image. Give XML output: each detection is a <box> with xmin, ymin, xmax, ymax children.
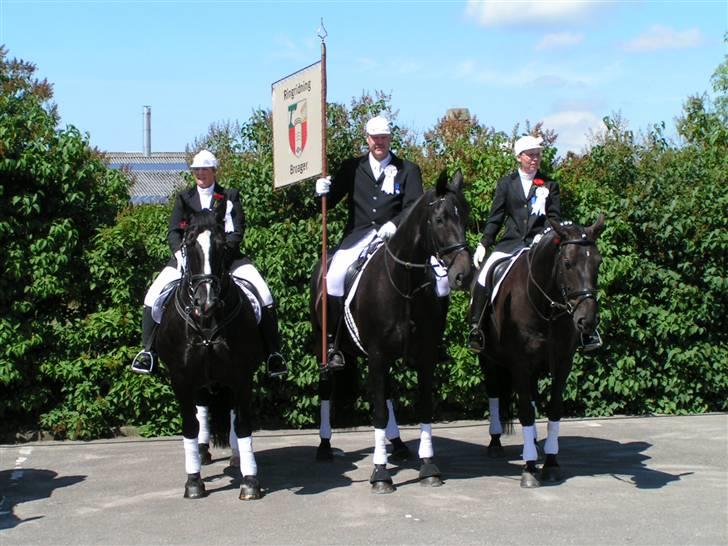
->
<box><xmin>320</xmin><ymin>400</ymin><xmax>332</xmax><ymax>440</ymax></box>
<box><xmin>522</xmin><ymin>425</ymin><xmax>538</xmax><ymax>462</ymax></box>
<box><xmin>183</xmin><ymin>437</ymin><xmax>201</xmax><ymax>475</ymax></box>
<box><xmin>385</xmin><ymin>399</ymin><xmax>400</xmax><ymax>440</ymax></box>
<box><xmin>229</xmin><ymin>410</ymin><xmax>239</xmax><ymax>456</ymax></box>
<box><xmin>418</xmin><ymin>423</ymin><xmax>434</xmax><ymax>459</ymax></box>
<box><xmin>196</xmin><ymin>405</ymin><xmax>210</xmax><ymax>445</ymax></box>
<box><xmin>489</xmin><ymin>398</ymin><xmax>503</xmax><ymax>435</ymax></box>
<box><xmin>373</xmin><ymin>428</ymin><xmax>388</xmax><ymax>465</ymax></box>
<box><xmin>544</xmin><ymin>420</ymin><xmax>560</xmax><ymax>455</ymax></box>
<box><xmin>237</xmin><ymin>435</ymin><xmax>257</xmax><ymax>476</ymax></box>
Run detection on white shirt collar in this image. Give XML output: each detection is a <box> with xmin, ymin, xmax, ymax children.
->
<box><xmin>197</xmin><ymin>183</ymin><xmax>216</xmax><ymax>208</ymax></box>
<box><xmin>369</xmin><ymin>152</ymin><xmax>392</xmax><ymax>178</ymax></box>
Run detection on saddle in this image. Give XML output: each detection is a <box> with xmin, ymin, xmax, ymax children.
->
<box><xmin>487</xmin><ymin>247</ymin><xmax>530</xmax><ymax>304</ymax></box>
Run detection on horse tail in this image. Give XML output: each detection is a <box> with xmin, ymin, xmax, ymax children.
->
<box><xmin>208</xmin><ymin>390</ymin><xmax>232</xmax><ymax>448</ymax></box>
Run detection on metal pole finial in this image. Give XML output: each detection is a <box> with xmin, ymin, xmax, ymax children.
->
<box><xmin>317</xmin><ymin>18</ymin><xmax>328</xmax><ymax>42</ymax></box>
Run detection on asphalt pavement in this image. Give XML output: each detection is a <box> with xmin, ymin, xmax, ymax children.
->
<box><xmin>1</xmin><ymin>414</ymin><xmax>726</xmax><ymax>546</ymax></box>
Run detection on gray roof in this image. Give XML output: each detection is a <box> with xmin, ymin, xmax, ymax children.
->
<box><xmin>105</xmin><ymin>152</ymin><xmax>189</xmax><ymax>205</ymax></box>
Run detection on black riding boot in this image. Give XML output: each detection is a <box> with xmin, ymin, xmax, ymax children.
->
<box><xmin>468</xmin><ymin>283</ymin><xmax>490</xmax><ymax>354</ymax></box>
<box><xmin>260</xmin><ymin>304</ymin><xmax>288</xmax><ymax>378</ymax></box>
<box><xmin>131</xmin><ymin>306</ymin><xmax>159</xmax><ymax>374</ymax></box>
<box><xmin>324</xmin><ymin>295</ymin><xmax>345</xmax><ymax>372</ymax></box>
<box><xmin>435</xmin><ymin>295</ymin><xmax>450</xmax><ymax>362</ymax></box>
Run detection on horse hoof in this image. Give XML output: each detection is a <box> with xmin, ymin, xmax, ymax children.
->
<box><xmin>389</xmin><ymin>438</ymin><xmax>411</xmax><ymax>462</ymax></box>
<box><xmin>420</xmin><ymin>475</ymin><xmax>444</xmax><ymax>487</ymax></box>
<box><xmin>199</xmin><ymin>444</ymin><xmax>212</xmax><ymax>466</ymax></box>
<box><xmin>418</xmin><ymin>459</ymin><xmax>442</xmax><ymax>487</ymax></box>
<box><xmin>316</xmin><ymin>439</ymin><xmax>334</xmax><ymax>462</ymax></box>
<box><xmin>540</xmin><ymin>465</ymin><xmax>562</xmax><ymax>483</ymax></box>
<box><xmin>520</xmin><ymin>468</ymin><xmax>541</xmax><ymax>488</ymax></box>
<box><xmin>183</xmin><ymin>474</ymin><xmax>207</xmax><ymax>499</ymax></box>
<box><xmin>370</xmin><ymin>464</ymin><xmax>394</xmax><ymax>493</ymax></box>
<box><xmin>371</xmin><ymin>481</ymin><xmax>396</xmax><ymax>494</ymax></box>
<box><xmin>487</xmin><ymin>444</ymin><xmax>504</xmax><ymax>458</ymax></box>
<box><xmin>239</xmin><ymin>475</ymin><xmax>262</xmax><ymax>500</ymax></box>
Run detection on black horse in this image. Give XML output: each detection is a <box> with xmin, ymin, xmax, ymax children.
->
<box><xmin>311</xmin><ymin>170</ymin><xmax>472</xmax><ymax>493</ymax></box>
<box><xmin>156</xmin><ymin>205</ymin><xmax>263</xmax><ymax>500</ymax></box>
<box><xmin>479</xmin><ymin>216</ymin><xmax>605</xmax><ymax>487</ymax></box>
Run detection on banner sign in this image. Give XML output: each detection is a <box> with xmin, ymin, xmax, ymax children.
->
<box><xmin>272</xmin><ymin>61</ymin><xmax>323</xmax><ymax>189</ymax></box>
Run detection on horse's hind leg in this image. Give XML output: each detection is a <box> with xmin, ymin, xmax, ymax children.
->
<box><xmin>540</xmin><ymin>368</ymin><xmax>569</xmax><ymax>483</ymax></box>
<box><xmin>195</xmin><ymin>405</ymin><xmax>212</xmax><ymax>465</ymax></box>
<box><xmin>385</xmin><ymin>399</ymin><xmax>411</xmax><ymax>462</ymax></box>
<box><xmin>316</xmin><ymin>374</ymin><xmax>334</xmax><ymax>461</ymax></box>
<box><xmin>515</xmin><ymin>370</ymin><xmax>541</xmax><ymax>488</ymax></box>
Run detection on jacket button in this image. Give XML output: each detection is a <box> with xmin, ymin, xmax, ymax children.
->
<box><xmin>372</xmin><ymin>208</ymin><xmax>377</xmax><ymax>213</ymax></box>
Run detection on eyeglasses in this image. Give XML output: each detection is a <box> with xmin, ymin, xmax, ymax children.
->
<box><xmin>521</xmin><ymin>150</ymin><xmax>542</xmax><ymax>159</ymax></box>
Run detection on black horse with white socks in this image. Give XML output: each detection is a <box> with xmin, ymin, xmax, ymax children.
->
<box><xmin>156</xmin><ymin>205</ymin><xmax>263</xmax><ymax>501</ymax></box>
<box><xmin>479</xmin><ymin>216</ymin><xmax>605</xmax><ymax>487</ymax></box>
<box><xmin>311</xmin><ymin>171</ymin><xmax>472</xmax><ymax>493</ymax></box>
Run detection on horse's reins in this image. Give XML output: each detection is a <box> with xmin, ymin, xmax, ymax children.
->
<box><xmin>381</xmin><ymin>197</ymin><xmax>468</xmax><ymax>299</ymax></box>
<box><xmin>175</xmin><ymin>270</ymin><xmax>243</xmax><ymax>347</ymax></box>
<box><xmin>526</xmin><ymin>234</ymin><xmax>599</xmax><ymax>321</ymax></box>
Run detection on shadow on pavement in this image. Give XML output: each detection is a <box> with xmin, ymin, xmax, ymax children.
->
<box><xmin>0</xmin><ymin>469</ymin><xmax>86</xmax><ymax>530</ymax></box>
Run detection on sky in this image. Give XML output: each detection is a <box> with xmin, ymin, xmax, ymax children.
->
<box><xmin>2</xmin><ymin>0</ymin><xmax>726</xmax><ymax>157</ymax></box>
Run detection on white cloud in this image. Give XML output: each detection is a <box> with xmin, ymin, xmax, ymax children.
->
<box><xmin>466</xmin><ymin>0</ymin><xmax>599</xmax><ymax>27</ymax></box>
<box><xmin>623</xmin><ymin>25</ymin><xmax>703</xmax><ymax>52</ymax></box>
<box><xmin>536</xmin><ymin>32</ymin><xmax>585</xmax><ymax>51</ymax></box>
<box><xmin>541</xmin><ymin>110</ymin><xmax>606</xmax><ymax>155</ymax></box>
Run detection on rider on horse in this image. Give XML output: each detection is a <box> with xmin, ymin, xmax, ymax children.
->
<box><xmin>468</xmin><ymin>135</ymin><xmax>601</xmax><ymax>353</ymax></box>
<box><xmin>315</xmin><ymin>115</ymin><xmax>450</xmax><ymax>371</ymax></box>
<box><xmin>131</xmin><ymin>149</ymin><xmax>288</xmax><ymax>378</ymax></box>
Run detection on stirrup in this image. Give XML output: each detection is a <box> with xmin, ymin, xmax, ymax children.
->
<box><xmin>266</xmin><ymin>352</ymin><xmax>288</xmax><ymax>378</ymax></box>
<box><xmin>579</xmin><ymin>330</ymin><xmax>603</xmax><ymax>352</ymax></box>
<box><xmin>468</xmin><ymin>327</ymin><xmax>484</xmax><ymax>354</ymax></box>
<box><xmin>131</xmin><ymin>350</ymin><xmax>156</xmax><ymax>374</ymax></box>
<box><xmin>322</xmin><ymin>347</ymin><xmax>345</xmax><ymax>372</ymax></box>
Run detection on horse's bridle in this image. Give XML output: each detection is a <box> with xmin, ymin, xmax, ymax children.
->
<box><xmin>526</xmin><ymin>234</ymin><xmax>599</xmax><ymax>321</ymax></box>
<box><xmin>174</xmin><ymin>244</ymin><xmax>243</xmax><ymax>347</ymax></box>
<box><xmin>381</xmin><ymin>197</ymin><xmax>468</xmax><ymax>299</ymax></box>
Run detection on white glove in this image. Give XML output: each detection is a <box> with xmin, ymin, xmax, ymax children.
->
<box><xmin>377</xmin><ymin>221</ymin><xmax>397</xmax><ymax>241</ymax></box>
<box><xmin>174</xmin><ymin>249</ymin><xmax>185</xmax><ymax>272</ymax></box>
<box><xmin>315</xmin><ymin>176</ymin><xmax>331</xmax><ymax>196</ymax></box>
<box><xmin>473</xmin><ymin>243</ymin><xmax>486</xmax><ymax>268</ymax></box>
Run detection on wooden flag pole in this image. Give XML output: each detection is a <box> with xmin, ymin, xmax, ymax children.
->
<box><xmin>319</xmin><ymin>21</ymin><xmax>329</xmax><ymax>370</ymax></box>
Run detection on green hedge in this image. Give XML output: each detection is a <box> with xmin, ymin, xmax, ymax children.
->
<box><xmin>1</xmin><ymin>48</ymin><xmax>725</xmax><ymax>440</ymax></box>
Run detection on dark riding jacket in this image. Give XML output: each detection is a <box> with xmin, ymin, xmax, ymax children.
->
<box><xmin>480</xmin><ymin>170</ymin><xmax>561</xmax><ymax>254</ymax></box>
<box><xmin>166</xmin><ymin>183</ymin><xmax>248</xmax><ymax>268</ymax></box>
<box><xmin>326</xmin><ymin>153</ymin><xmax>424</xmax><ymax>249</ymax></box>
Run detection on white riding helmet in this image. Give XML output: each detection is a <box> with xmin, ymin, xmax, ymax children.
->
<box><xmin>191</xmin><ymin>150</ymin><xmax>218</xmax><ymax>169</ymax></box>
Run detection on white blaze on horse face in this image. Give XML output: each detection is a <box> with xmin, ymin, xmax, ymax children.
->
<box><xmin>197</xmin><ymin>230</ymin><xmax>213</xmax><ymax>275</ymax></box>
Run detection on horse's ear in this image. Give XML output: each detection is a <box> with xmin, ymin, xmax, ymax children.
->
<box><xmin>586</xmin><ymin>213</ymin><xmax>606</xmax><ymax>240</ymax></box>
<box><xmin>449</xmin><ymin>169</ymin><xmax>464</xmax><ymax>192</ymax></box>
<box><xmin>436</xmin><ymin>169</ymin><xmax>449</xmax><ymax>196</ymax></box>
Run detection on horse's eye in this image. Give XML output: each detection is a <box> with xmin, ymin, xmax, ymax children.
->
<box><xmin>435</xmin><ymin>216</ymin><xmax>444</xmax><ymax>225</ymax></box>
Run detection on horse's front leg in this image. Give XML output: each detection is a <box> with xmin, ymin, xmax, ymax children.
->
<box><xmin>540</xmin><ymin>358</ymin><xmax>572</xmax><ymax>483</ymax></box>
<box><xmin>368</xmin><ymin>353</ymin><xmax>395</xmax><ymax>494</ymax></box>
<box><xmin>415</xmin><ymin>350</ymin><xmax>442</xmax><ymax>487</ymax></box>
<box><xmin>180</xmin><ymin>397</ymin><xmax>206</xmax><ymax>499</ymax></box>
<box><xmin>233</xmin><ymin>389</ymin><xmax>262</xmax><ymax>500</ymax></box>
<box><xmin>514</xmin><ymin>364</ymin><xmax>540</xmax><ymax>488</ymax></box>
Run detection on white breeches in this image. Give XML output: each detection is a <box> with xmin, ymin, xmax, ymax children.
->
<box><xmin>475</xmin><ymin>251</ymin><xmax>511</xmax><ymax>287</ymax></box>
<box><xmin>231</xmin><ymin>263</ymin><xmax>273</xmax><ymax>306</ymax></box>
<box><xmin>144</xmin><ymin>263</ymin><xmax>273</xmax><ymax>308</ymax></box>
<box><xmin>327</xmin><ymin>230</ymin><xmax>378</xmax><ymax>297</ymax></box>
<box><xmin>144</xmin><ymin>266</ymin><xmax>182</xmax><ymax>307</ymax></box>
<box><xmin>327</xmin><ymin>230</ymin><xmax>450</xmax><ymax>297</ymax></box>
